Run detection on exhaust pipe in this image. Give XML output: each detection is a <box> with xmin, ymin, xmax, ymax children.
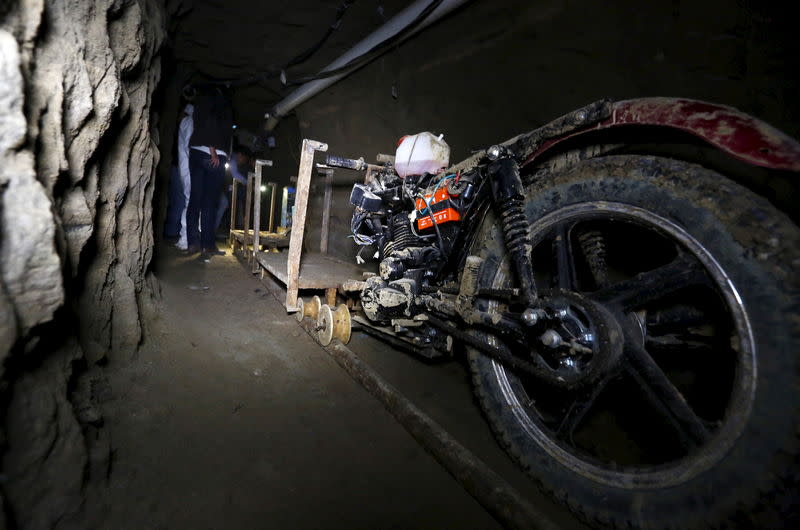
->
<box><xmin>264</xmin><ymin>0</ymin><xmax>471</xmax><ymax>131</ymax></box>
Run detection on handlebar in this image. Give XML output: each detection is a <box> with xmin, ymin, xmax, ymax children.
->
<box><xmin>325</xmin><ymin>154</ymin><xmax>366</xmax><ymax>171</ymax></box>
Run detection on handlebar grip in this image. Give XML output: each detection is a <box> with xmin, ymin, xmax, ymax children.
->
<box><xmin>325</xmin><ymin>154</ymin><xmax>364</xmax><ymax>170</ymax></box>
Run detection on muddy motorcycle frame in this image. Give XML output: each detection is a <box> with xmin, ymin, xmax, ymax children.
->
<box><xmin>323</xmin><ymin>96</ymin><xmax>800</xmax><ymax>528</ymax></box>
<box><xmin>421</xmin><ymin>96</ymin><xmax>800</xmax><ymax>366</ymax></box>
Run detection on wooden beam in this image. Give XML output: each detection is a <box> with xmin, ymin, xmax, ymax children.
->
<box><xmin>252</xmin><ymin>160</ymin><xmax>272</xmax><ymax>272</ymax></box>
<box><xmin>286</xmin><ymin>139</ymin><xmax>328</xmax><ymax>312</ymax></box>
<box><xmin>268</xmin><ymin>182</ymin><xmax>277</xmax><ymax>233</ymax></box>
<box><xmin>252</xmin><ymin>164</ymin><xmax>262</xmax><ymax>271</ymax></box>
<box><xmin>325</xmin><ymin>287</ymin><xmax>336</xmax><ymax>306</ymax></box>
<box><xmin>243</xmin><ymin>172</ymin><xmax>254</xmax><ymax>241</ymax></box>
<box><xmin>320</xmin><ymin>168</ymin><xmax>334</xmax><ymax>254</ymax></box>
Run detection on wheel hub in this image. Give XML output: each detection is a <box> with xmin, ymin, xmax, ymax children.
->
<box><xmin>529</xmin><ymin>290</ymin><xmax>624</xmax><ymax>387</ymax></box>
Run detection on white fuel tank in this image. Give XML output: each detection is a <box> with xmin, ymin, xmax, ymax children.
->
<box><xmin>394</xmin><ymin>132</ymin><xmax>450</xmax><ymax>178</ymax></box>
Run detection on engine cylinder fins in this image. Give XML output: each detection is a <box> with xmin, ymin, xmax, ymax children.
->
<box><xmin>317</xmin><ymin>303</ymin><xmax>352</xmax><ymax>346</ymax></box>
<box><xmin>382</xmin><ymin>213</ymin><xmax>422</xmax><ymax>257</ymax></box>
<box><xmin>296</xmin><ymin>295</ymin><xmax>322</xmax><ymax>322</ymax></box>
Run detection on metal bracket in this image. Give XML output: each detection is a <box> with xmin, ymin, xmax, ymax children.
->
<box><xmin>286</xmin><ymin>139</ymin><xmax>328</xmax><ymax>312</ymax></box>
<box><xmin>251</xmin><ymin>159</ymin><xmax>272</xmax><ymax>272</ymax></box>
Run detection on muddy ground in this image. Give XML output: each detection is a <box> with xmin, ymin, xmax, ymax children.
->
<box><xmin>94</xmin><ymin>243</ymin><xmax>582</xmax><ymax>529</ymax></box>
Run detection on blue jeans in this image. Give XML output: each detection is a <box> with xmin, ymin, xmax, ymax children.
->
<box><xmin>187</xmin><ymin>149</ymin><xmax>227</xmax><ymax>249</ymax></box>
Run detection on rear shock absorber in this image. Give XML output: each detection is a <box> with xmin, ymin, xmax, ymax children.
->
<box><xmin>578</xmin><ymin>229</ymin><xmax>609</xmax><ymax>288</ymax></box>
<box><xmin>488</xmin><ymin>157</ymin><xmax>537</xmax><ymax>305</ymax></box>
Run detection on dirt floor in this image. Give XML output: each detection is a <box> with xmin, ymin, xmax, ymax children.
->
<box><xmin>95</xmin><ymin>242</ymin><xmax>583</xmax><ymax>529</ymax></box>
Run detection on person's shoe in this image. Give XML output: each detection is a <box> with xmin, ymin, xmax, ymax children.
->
<box><xmin>175</xmin><ymin>242</ymin><xmax>188</xmax><ymax>251</ymax></box>
<box><xmin>204</xmin><ymin>247</ymin><xmax>225</xmax><ymax>256</ymax></box>
<box><xmin>184</xmin><ymin>244</ymin><xmax>201</xmax><ymax>255</ymax></box>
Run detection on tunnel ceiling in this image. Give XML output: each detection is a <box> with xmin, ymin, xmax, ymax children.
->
<box><xmin>170</xmin><ymin>0</ymin><xmax>411</xmax><ymax>129</ymax></box>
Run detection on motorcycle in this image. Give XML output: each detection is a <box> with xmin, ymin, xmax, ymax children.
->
<box><xmin>324</xmin><ymin>97</ymin><xmax>800</xmax><ymax>528</ymax></box>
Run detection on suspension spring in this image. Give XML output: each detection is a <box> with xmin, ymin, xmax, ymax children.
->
<box><xmin>498</xmin><ymin>196</ymin><xmax>537</xmax><ymax>304</ymax></box>
<box><xmin>488</xmin><ymin>156</ymin><xmax>537</xmax><ymax>304</ymax></box>
<box><xmin>577</xmin><ymin>230</ymin><xmax>609</xmax><ymax>288</ymax></box>
<box><xmin>498</xmin><ymin>196</ymin><xmax>530</xmax><ymax>257</ymax></box>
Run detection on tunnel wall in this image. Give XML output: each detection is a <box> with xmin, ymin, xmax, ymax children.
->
<box><xmin>0</xmin><ymin>0</ymin><xmax>165</xmax><ymax>527</ymax></box>
<box><xmin>291</xmin><ymin>0</ymin><xmax>799</xmax><ymax>263</ymax></box>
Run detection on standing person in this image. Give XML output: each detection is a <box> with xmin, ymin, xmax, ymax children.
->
<box><xmin>175</xmin><ymin>101</ymin><xmax>194</xmax><ymax>251</ymax></box>
<box><xmin>215</xmin><ymin>146</ymin><xmax>252</xmax><ymax>232</ymax></box>
<box><xmin>185</xmin><ymin>88</ymin><xmax>232</xmax><ymax>258</ymax></box>
<box><xmin>163</xmin><ymin>163</ymin><xmax>182</xmax><ymax>238</ymax></box>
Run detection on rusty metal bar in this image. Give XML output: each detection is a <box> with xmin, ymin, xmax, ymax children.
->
<box><xmin>320</xmin><ymin>168</ymin><xmax>334</xmax><ymax>254</ymax></box>
<box><xmin>250</xmin><ymin>262</ymin><xmax>562</xmax><ymax>530</ymax></box>
<box><xmin>286</xmin><ymin>139</ymin><xmax>328</xmax><ymax>311</ymax></box>
<box><xmin>294</xmin><ymin>322</ymin><xmax>560</xmax><ymax>530</ymax></box>
<box><xmin>243</xmin><ymin>171</ymin><xmax>254</xmax><ymax>240</ymax></box>
<box><xmin>252</xmin><ymin>166</ymin><xmax>262</xmax><ymax>268</ymax></box>
<box><xmin>268</xmin><ymin>182</ymin><xmax>277</xmax><ymax>233</ymax></box>
<box><xmin>252</xmin><ymin>160</ymin><xmax>271</xmax><ymax>272</ymax></box>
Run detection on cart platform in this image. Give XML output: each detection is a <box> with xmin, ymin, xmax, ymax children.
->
<box><xmin>255</xmin><ymin>251</ymin><xmax>365</xmax><ymax>290</ymax></box>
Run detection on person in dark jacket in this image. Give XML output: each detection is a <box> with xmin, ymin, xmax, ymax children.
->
<box><xmin>215</xmin><ymin>146</ymin><xmax>252</xmax><ymax>232</ymax></box>
<box><xmin>185</xmin><ymin>88</ymin><xmax>233</xmax><ymax>258</ymax></box>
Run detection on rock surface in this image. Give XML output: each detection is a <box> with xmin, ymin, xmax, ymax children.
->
<box><xmin>0</xmin><ymin>1</ymin><xmax>164</xmax><ymax>527</ymax></box>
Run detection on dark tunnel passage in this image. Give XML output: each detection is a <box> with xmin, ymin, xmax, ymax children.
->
<box><xmin>1</xmin><ymin>1</ymin><xmax>800</xmax><ymax>528</ymax></box>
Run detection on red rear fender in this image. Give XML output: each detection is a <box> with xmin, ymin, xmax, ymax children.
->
<box><xmin>524</xmin><ymin>98</ymin><xmax>800</xmax><ymax>172</ymax></box>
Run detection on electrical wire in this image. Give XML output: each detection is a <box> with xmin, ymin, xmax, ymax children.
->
<box><xmin>418</xmin><ymin>192</ymin><xmax>447</xmax><ymax>256</ymax></box>
<box><xmin>350</xmin><ymin>208</ymin><xmax>375</xmax><ymax>245</ymax></box>
<box><xmin>284</xmin><ymin>0</ymin><xmax>357</xmax><ymax>68</ymax></box>
<box><xmin>283</xmin><ymin>0</ymin><xmax>445</xmax><ymax>86</ymax></box>
<box><xmin>190</xmin><ymin>0</ymin><xmax>359</xmax><ymax>88</ymax></box>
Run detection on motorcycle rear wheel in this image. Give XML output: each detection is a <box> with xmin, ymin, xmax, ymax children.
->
<box><xmin>467</xmin><ymin>155</ymin><xmax>800</xmax><ymax>528</ymax></box>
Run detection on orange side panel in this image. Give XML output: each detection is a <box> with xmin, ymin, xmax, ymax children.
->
<box><xmin>417</xmin><ymin>207</ymin><xmax>461</xmax><ymax>229</ymax></box>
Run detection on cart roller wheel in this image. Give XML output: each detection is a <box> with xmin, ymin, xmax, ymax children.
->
<box><xmin>308</xmin><ymin>295</ymin><xmax>322</xmax><ymax>320</ymax></box>
<box><xmin>335</xmin><ymin>303</ymin><xmax>351</xmax><ymax>344</ymax></box>
<box><xmin>296</xmin><ymin>295</ymin><xmax>322</xmax><ymax>322</ymax></box>
<box><xmin>316</xmin><ymin>303</ymin><xmax>352</xmax><ymax>346</ymax></box>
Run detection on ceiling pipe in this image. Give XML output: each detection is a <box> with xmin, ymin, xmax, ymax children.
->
<box><xmin>264</xmin><ymin>0</ymin><xmax>471</xmax><ymax>131</ymax></box>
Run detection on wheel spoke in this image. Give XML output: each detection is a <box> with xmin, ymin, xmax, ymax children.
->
<box><xmin>553</xmin><ymin>224</ymin><xmax>578</xmax><ymax>290</ymax></box>
<box><xmin>591</xmin><ymin>253</ymin><xmax>708</xmax><ymax>311</ymax></box>
<box><xmin>646</xmin><ymin>305</ymin><xmax>707</xmax><ymax>334</ymax></box>
<box><xmin>646</xmin><ymin>333</ymin><xmax>715</xmax><ymax>351</ymax></box>
<box><xmin>556</xmin><ymin>375</ymin><xmax>614</xmax><ymax>439</ymax></box>
<box><xmin>647</xmin><ymin>305</ymin><xmax>706</xmax><ymax>326</ymax></box>
<box><xmin>624</xmin><ymin>340</ymin><xmax>711</xmax><ymax>447</ymax></box>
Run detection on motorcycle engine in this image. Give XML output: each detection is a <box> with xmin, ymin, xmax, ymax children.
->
<box><xmin>349</xmin><ymin>168</ymin><xmax>476</xmax><ymax>325</ymax></box>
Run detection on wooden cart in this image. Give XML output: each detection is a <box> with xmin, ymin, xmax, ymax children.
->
<box><xmin>250</xmin><ymin>139</ymin><xmax>368</xmax><ymax>312</ymax></box>
<box><xmin>229</xmin><ymin>159</ymin><xmax>290</xmax><ymax>263</ymax></box>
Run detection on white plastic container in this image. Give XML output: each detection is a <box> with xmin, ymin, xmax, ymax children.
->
<box><xmin>394</xmin><ymin>132</ymin><xmax>450</xmax><ymax>177</ymax></box>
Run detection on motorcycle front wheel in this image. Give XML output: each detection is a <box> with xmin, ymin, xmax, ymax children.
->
<box><xmin>467</xmin><ymin>155</ymin><xmax>799</xmax><ymax>528</ymax></box>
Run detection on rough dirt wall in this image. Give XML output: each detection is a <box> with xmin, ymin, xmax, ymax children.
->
<box><xmin>0</xmin><ymin>0</ymin><xmax>164</xmax><ymax>527</ymax></box>
<box><xmin>291</xmin><ymin>0</ymin><xmax>800</xmax><ymax>262</ymax></box>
